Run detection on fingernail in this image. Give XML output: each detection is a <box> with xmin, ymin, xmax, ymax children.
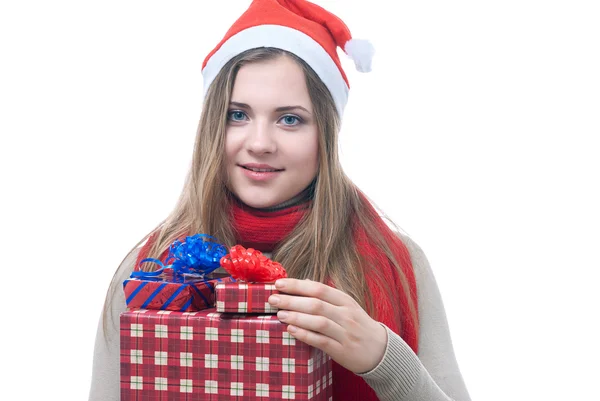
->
<box><xmin>269</xmin><ymin>295</ymin><xmax>280</xmax><ymax>305</ymax></box>
<box><xmin>288</xmin><ymin>325</ymin><xmax>297</xmax><ymax>333</ymax></box>
<box><xmin>277</xmin><ymin>311</ymin><xmax>289</xmax><ymax>320</ymax></box>
<box><xmin>275</xmin><ymin>280</ymin><xmax>285</xmax><ymax>289</ymax></box>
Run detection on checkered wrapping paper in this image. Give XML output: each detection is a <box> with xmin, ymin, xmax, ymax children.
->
<box><xmin>123</xmin><ymin>275</ymin><xmax>235</xmax><ymax>312</ymax></box>
<box><xmin>121</xmin><ymin>308</ymin><xmax>333</xmax><ymax>400</ymax></box>
<box><xmin>215</xmin><ymin>283</ymin><xmax>280</xmax><ymax>314</ymax></box>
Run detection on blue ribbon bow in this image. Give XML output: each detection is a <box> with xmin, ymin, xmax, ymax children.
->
<box><xmin>130</xmin><ymin>234</ymin><xmax>227</xmax><ymax>279</ymax></box>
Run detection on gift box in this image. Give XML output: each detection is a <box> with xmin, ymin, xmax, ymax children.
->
<box><xmin>123</xmin><ymin>273</ymin><xmax>235</xmax><ymax>312</ymax></box>
<box><xmin>120</xmin><ymin>308</ymin><xmax>332</xmax><ymax>400</ymax></box>
<box><xmin>215</xmin><ymin>282</ymin><xmax>280</xmax><ymax>313</ymax></box>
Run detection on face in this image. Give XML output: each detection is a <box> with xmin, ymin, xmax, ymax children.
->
<box><xmin>224</xmin><ymin>55</ymin><xmax>319</xmax><ymax>209</ymax></box>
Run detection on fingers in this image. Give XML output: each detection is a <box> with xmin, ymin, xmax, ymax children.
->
<box><xmin>277</xmin><ymin>310</ymin><xmax>346</xmax><ymax>344</ymax></box>
<box><xmin>266</xmin><ymin>278</ymin><xmax>388</xmax><ymax>374</ymax></box>
<box><xmin>269</xmin><ymin>293</ymin><xmax>345</xmax><ymax>324</ymax></box>
<box><xmin>285</xmin><ymin>325</ymin><xmax>344</xmax><ymax>356</ymax></box>
<box><xmin>274</xmin><ymin>278</ymin><xmax>352</xmax><ymax>307</ymax></box>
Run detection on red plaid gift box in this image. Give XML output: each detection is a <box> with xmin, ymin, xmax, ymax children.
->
<box><xmin>123</xmin><ymin>273</ymin><xmax>235</xmax><ymax>312</ymax></box>
<box><xmin>215</xmin><ymin>282</ymin><xmax>280</xmax><ymax>313</ymax></box>
<box><xmin>120</xmin><ymin>308</ymin><xmax>332</xmax><ymax>400</ymax></box>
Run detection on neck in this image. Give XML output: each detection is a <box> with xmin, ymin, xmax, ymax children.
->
<box><xmin>230</xmin><ymin>179</ymin><xmax>315</xmax><ymax>212</ymax></box>
<box><xmin>229</xmin><ymin>185</ymin><xmax>313</xmax><ymax>252</ymax></box>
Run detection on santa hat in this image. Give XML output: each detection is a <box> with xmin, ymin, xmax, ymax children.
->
<box><xmin>201</xmin><ymin>0</ymin><xmax>374</xmax><ymax>116</ymax></box>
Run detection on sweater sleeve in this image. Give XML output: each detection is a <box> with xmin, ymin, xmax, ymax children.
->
<box><xmin>357</xmin><ymin>233</ymin><xmax>471</xmax><ymax>401</ymax></box>
<box><xmin>88</xmin><ymin>249</ymin><xmax>139</xmax><ymax>401</ymax></box>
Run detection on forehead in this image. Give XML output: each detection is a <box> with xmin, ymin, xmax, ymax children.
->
<box><xmin>230</xmin><ymin>56</ymin><xmax>312</xmax><ymax>110</ymax></box>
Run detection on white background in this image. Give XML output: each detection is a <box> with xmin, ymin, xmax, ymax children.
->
<box><xmin>1</xmin><ymin>0</ymin><xmax>599</xmax><ymax>400</ymax></box>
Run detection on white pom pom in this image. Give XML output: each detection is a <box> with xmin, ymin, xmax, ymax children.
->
<box><xmin>344</xmin><ymin>39</ymin><xmax>375</xmax><ymax>72</ymax></box>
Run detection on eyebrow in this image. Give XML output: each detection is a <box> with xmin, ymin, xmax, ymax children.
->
<box><xmin>229</xmin><ymin>102</ymin><xmax>311</xmax><ymax>114</ymax></box>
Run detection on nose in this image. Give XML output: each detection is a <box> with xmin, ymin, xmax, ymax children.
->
<box><xmin>246</xmin><ymin>118</ymin><xmax>277</xmax><ymax>154</ymax></box>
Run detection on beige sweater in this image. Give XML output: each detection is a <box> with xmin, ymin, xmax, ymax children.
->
<box><xmin>89</xmin><ymin>233</ymin><xmax>471</xmax><ymax>400</ymax></box>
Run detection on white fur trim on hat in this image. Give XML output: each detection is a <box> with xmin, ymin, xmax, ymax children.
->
<box><xmin>345</xmin><ymin>39</ymin><xmax>375</xmax><ymax>73</ymax></box>
<box><xmin>202</xmin><ymin>25</ymin><xmax>350</xmax><ymax>117</ymax></box>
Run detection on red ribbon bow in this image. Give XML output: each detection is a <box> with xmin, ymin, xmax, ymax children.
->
<box><xmin>220</xmin><ymin>245</ymin><xmax>288</xmax><ymax>282</ymax></box>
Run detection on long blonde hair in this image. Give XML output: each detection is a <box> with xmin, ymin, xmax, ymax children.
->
<box><xmin>104</xmin><ymin>48</ymin><xmax>418</xmax><ymax>337</ymax></box>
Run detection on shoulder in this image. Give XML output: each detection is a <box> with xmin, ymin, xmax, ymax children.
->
<box><xmin>393</xmin><ymin>231</ymin><xmax>442</xmax><ymax>304</ymax></box>
<box><xmin>393</xmin><ymin>231</ymin><xmax>431</xmax><ymax>279</ymax></box>
<box><xmin>120</xmin><ymin>247</ymin><xmax>142</xmax><ymax>279</ymax></box>
<box><xmin>105</xmin><ymin>247</ymin><xmax>143</xmax><ymax>327</ymax></box>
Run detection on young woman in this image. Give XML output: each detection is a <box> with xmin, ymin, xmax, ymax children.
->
<box><xmin>89</xmin><ymin>1</ymin><xmax>471</xmax><ymax>400</ymax></box>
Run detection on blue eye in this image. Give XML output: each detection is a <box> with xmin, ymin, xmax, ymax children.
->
<box><xmin>280</xmin><ymin>115</ymin><xmax>301</xmax><ymax>126</ymax></box>
<box><xmin>228</xmin><ymin>110</ymin><xmax>247</xmax><ymax>122</ymax></box>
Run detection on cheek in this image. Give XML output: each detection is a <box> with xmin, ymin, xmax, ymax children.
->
<box><xmin>224</xmin><ymin>134</ymin><xmax>238</xmax><ymax>163</ymax></box>
<box><xmin>223</xmin><ymin>135</ymin><xmax>239</xmax><ymax>188</ymax></box>
<box><xmin>307</xmin><ymin>149</ymin><xmax>318</xmax><ymax>172</ymax></box>
<box><xmin>287</xmin><ymin>138</ymin><xmax>318</xmax><ymax>170</ymax></box>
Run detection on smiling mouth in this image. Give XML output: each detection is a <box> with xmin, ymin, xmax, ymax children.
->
<box><xmin>240</xmin><ymin>166</ymin><xmax>284</xmax><ymax>172</ymax></box>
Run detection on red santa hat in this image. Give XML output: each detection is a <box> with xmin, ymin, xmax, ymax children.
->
<box><xmin>201</xmin><ymin>0</ymin><xmax>374</xmax><ymax>116</ymax></box>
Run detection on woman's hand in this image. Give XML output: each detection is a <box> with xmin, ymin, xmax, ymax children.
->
<box><xmin>268</xmin><ymin>278</ymin><xmax>388</xmax><ymax>374</ymax></box>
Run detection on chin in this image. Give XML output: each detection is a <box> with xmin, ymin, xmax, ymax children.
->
<box><xmin>235</xmin><ymin>191</ymin><xmax>282</xmax><ymax>209</ymax></box>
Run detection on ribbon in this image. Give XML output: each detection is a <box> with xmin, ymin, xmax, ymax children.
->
<box><xmin>220</xmin><ymin>245</ymin><xmax>287</xmax><ymax>282</ymax></box>
<box><xmin>130</xmin><ymin>234</ymin><xmax>227</xmax><ymax>279</ymax></box>
<box><xmin>124</xmin><ymin>275</ymin><xmax>231</xmax><ymax>311</ymax></box>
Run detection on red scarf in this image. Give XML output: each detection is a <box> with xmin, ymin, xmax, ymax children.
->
<box><xmin>136</xmin><ymin>196</ymin><xmax>419</xmax><ymax>401</ymax></box>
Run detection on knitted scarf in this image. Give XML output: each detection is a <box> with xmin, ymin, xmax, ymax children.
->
<box><xmin>135</xmin><ymin>196</ymin><xmax>419</xmax><ymax>401</ymax></box>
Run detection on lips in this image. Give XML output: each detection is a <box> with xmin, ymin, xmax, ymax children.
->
<box><xmin>239</xmin><ymin>163</ymin><xmax>284</xmax><ymax>172</ymax></box>
<box><xmin>238</xmin><ymin>164</ymin><xmax>283</xmax><ymax>182</ymax></box>
<box><xmin>242</xmin><ymin>166</ymin><xmax>281</xmax><ymax>172</ymax></box>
